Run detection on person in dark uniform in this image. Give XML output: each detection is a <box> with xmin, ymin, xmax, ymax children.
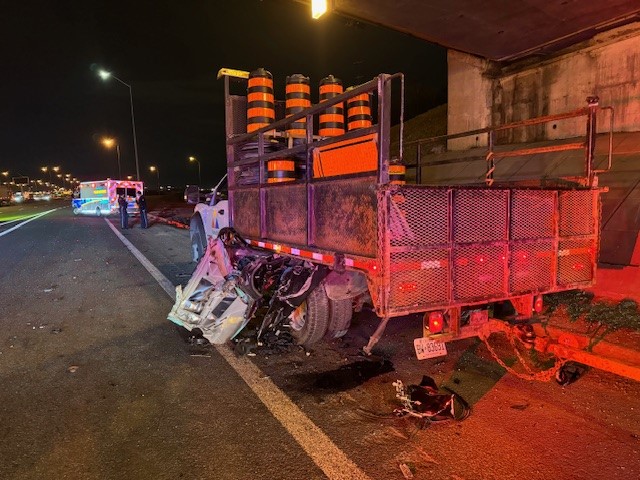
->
<box><xmin>118</xmin><ymin>193</ymin><xmax>128</xmax><ymax>229</ymax></box>
<box><xmin>136</xmin><ymin>190</ymin><xmax>148</xmax><ymax>228</ymax></box>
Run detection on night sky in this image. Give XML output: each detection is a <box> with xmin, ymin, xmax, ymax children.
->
<box><xmin>1</xmin><ymin>0</ymin><xmax>446</xmax><ymax>188</ymax></box>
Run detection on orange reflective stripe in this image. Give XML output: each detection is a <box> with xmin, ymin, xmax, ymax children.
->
<box><xmin>286</xmin><ymin>85</ymin><xmax>310</xmax><ymax>93</ymax></box>
<box><xmin>319</xmin><ymin>113</ymin><xmax>344</xmax><ymax>122</ymax></box>
<box><xmin>248</xmin><ymin>92</ymin><xmax>274</xmax><ymax>102</ymax></box>
<box><xmin>248</xmin><ymin>77</ymin><xmax>273</xmax><ymax>88</ymax></box>
<box><xmin>320</xmin><ymin>85</ymin><xmax>343</xmax><ymax>95</ymax></box>
<box><xmin>247</xmin><ymin>107</ymin><xmax>275</xmax><ymax>118</ymax></box>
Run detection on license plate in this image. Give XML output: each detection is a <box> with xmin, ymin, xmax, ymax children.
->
<box><xmin>414</xmin><ymin>337</ymin><xmax>448</xmax><ymax>360</ymax></box>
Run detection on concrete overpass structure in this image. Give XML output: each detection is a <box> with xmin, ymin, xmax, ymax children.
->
<box><xmin>300</xmin><ymin>0</ymin><xmax>640</xmax><ymax>298</ymax></box>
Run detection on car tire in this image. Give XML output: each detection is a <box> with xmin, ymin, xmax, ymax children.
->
<box><xmin>291</xmin><ymin>285</ymin><xmax>330</xmax><ymax>347</ymax></box>
<box><xmin>95</xmin><ymin>207</ymin><xmax>101</xmax><ymax>217</ymax></box>
<box><xmin>190</xmin><ymin>215</ymin><xmax>207</xmax><ymax>262</ymax></box>
<box><xmin>325</xmin><ymin>298</ymin><xmax>353</xmax><ymax>339</ymax></box>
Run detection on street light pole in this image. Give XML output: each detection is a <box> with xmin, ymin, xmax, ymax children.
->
<box><xmin>188</xmin><ymin>156</ymin><xmax>201</xmax><ymax>185</ymax></box>
<box><xmin>98</xmin><ymin>69</ymin><xmax>141</xmax><ymax>181</ymax></box>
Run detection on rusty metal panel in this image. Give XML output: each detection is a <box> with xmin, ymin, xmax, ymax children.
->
<box><xmin>453</xmin><ymin>190</ymin><xmax>509</xmax><ymax>243</ymax></box>
<box><xmin>264</xmin><ymin>184</ymin><xmax>307</xmax><ymax>245</ymax></box>
<box><xmin>312</xmin><ymin>178</ymin><xmax>377</xmax><ymax>256</ymax></box>
<box><xmin>558</xmin><ymin>239</ymin><xmax>595</xmax><ymax>285</ymax></box>
<box><xmin>511</xmin><ymin>190</ymin><xmax>556</xmax><ymax>240</ymax></box>
<box><xmin>559</xmin><ymin>190</ymin><xmax>595</xmax><ymax>236</ymax></box>
<box><xmin>509</xmin><ymin>240</ymin><xmax>555</xmax><ymax>293</ymax></box>
<box><xmin>453</xmin><ymin>243</ymin><xmax>507</xmax><ymax>301</ymax></box>
<box><xmin>389</xmin><ymin>249</ymin><xmax>449</xmax><ymax>310</ymax></box>
<box><xmin>231</xmin><ymin>188</ymin><xmax>260</xmax><ymax>238</ymax></box>
<box><xmin>390</xmin><ymin>187</ymin><xmax>448</xmax><ymax>247</ymax></box>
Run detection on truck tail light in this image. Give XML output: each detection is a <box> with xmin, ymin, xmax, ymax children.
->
<box><xmin>428</xmin><ymin>311</ymin><xmax>444</xmax><ymax>334</ymax></box>
<box><xmin>534</xmin><ymin>295</ymin><xmax>544</xmax><ymax>313</ymax></box>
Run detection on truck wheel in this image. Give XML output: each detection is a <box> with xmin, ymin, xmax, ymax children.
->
<box><xmin>290</xmin><ymin>285</ymin><xmax>329</xmax><ymax>347</ymax></box>
<box><xmin>325</xmin><ymin>298</ymin><xmax>353</xmax><ymax>339</ymax></box>
<box><xmin>190</xmin><ymin>215</ymin><xmax>207</xmax><ymax>262</ymax></box>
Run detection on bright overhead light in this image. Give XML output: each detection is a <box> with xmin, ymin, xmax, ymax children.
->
<box><xmin>98</xmin><ymin>69</ymin><xmax>111</xmax><ymax>80</ymax></box>
<box><xmin>312</xmin><ymin>0</ymin><xmax>328</xmax><ymax>19</ymax></box>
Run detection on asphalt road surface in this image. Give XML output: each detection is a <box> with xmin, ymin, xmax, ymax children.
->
<box><xmin>1</xmin><ymin>201</ymin><xmax>639</xmax><ymax>480</ymax></box>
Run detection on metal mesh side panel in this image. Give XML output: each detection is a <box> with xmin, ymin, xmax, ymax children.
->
<box><xmin>509</xmin><ymin>241</ymin><xmax>554</xmax><ymax>293</ymax></box>
<box><xmin>559</xmin><ymin>190</ymin><xmax>595</xmax><ymax>236</ymax></box>
<box><xmin>453</xmin><ymin>190</ymin><xmax>508</xmax><ymax>243</ymax></box>
<box><xmin>511</xmin><ymin>190</ymin><xmax>555</xmax><ymax>240</ymax></box>
<box><xmin>312</xmin><ymin>178</ymin><xmax>377</xmax><ymax>256</ymax></box>
<box><xmin>558</xmin><ymin>239</ymin><xmax>595</xmax><ymax>285</ymax></box>
<box><xmin>453</xmin><ymin>243</ymin><xmax>507</xmax><ymax>301</ymax></box>
<box><xmin>231</xmin><ymin>188</ymin><xmax>260</xmax><ymax>238</ymax></box>
<box><xmin>228</xmin><ymin>96</ymin><xmax>247</xmax><ymax>136</ymax></box>
<box><xmin>389</xmin><ymin>249</ymin><xmax>449</xmax><ymax>310</ymax></box>
<box><xmin>264</xmin><ymin>184</ymin><xmax>307</xmax><ymax>245</ymax></box>
<box><xmin>389</xmin><ymin>188</ymin><xmax>448</xmax><ymax>247</ymax></box>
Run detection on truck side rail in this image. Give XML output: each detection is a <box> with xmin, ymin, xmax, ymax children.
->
<box><xmin>403</xmin><ymin>97</ymin><xmax>614</xmax><ymax>187</ymax></box>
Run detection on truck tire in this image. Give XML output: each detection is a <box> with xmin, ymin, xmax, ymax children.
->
<box><xmin>190</xmin><ymin>215</ymin><xmax>207</xmax><ymax>262</ymax></box>
<box><xmin>325</xmin><ymin>298</ymin><xmax>353</xmax><ymax>339</ymax></box>
<box><xmin>291</xmin><ymin>285</ymin><xmax>329</xmax><ymax>347</ymax></box>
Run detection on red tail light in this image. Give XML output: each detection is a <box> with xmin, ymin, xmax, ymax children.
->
<box><xmin>534</xmin><ymin>295</ymin><xmax>544</xmax><ymax>313</ymax></box>
<box><xmin>428</xmin><ymin>311</ymin><xmax>444</xmax><ymax>334</ymax></box>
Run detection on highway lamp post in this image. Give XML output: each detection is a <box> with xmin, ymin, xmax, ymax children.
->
<box><xmin>188</xmin><ymin>156</ymin><xmax>201</xmax><ymax>186</ymax></box>
<box><xmin>101</xmin><ymin>137</ymin><xmax>122</xmax><ymax>179</ymax></box>
<box><xmin>97</xmin><ymin>69</ymin><xmax>141</xmax><ymax>181</ymax></box>
<box><xmin>41</xmin><ymin>166</ymin><xmax>60</xmax><ymax>190</ymax></box>
<box><xmin>149</xmin><ymin>165</ymin><xmax>160</xmax><ymax>190</ymax></box>
<box><xmin>1</xmin><ymin>171</ymin><xmax>8</xmax><ymax>184</ymax></box>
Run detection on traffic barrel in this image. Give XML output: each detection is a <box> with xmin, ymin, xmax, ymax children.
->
<box><xmin>247</xmin><ymin>68</ymin><xmax>275</xmax><ymax>133</ymax></box>
<box><xmin>346</xmin><ymin>88</ymin><xmax>372</xmax><ymax>130</ymax></box>
<box><xmin>389</xmin><ymin>164</ymin><xmax>406</xmax><ymax>184</ymax></box>
<box><xmin>286</xmin><ymin>74</ymin><xmax>311</xmax><ymax>138</ymax></box>
<box><xmin>267</xmin><ymin>159</ymin><xmax>297</xmax><ymax>183</ymax></box>
<box><xmin>319</xmin><ymin>75</ymin><xmax>345</xmax><ymax>137</ymax></box>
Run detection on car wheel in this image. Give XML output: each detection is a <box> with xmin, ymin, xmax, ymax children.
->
<box><xmin>325</xmin><ymin>298</ymin><xmax>353</xmax><ymax>339</ymax></box>
<box><xmin>290</xmin><ymin>285</ymin><xmax>330</xmax><ymax>347</ymax></box>
<box><xmin>190</xmin><ymin>215</ymin><xmax>207</xmax><ymax>262</ymax></box>
<box><xmin>95</xmin><ymin>207</ymin><xmax>101</xmax><ymax>217</ymax></box>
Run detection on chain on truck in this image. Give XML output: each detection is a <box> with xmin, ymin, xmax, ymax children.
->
<box><xmin>169</xmin><ymin>67</ymin><xmax>639</xmax><ymax>382</ymax></box>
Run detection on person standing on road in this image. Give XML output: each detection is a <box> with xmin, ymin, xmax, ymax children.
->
<box><xmin>136</xmin><ymin>190</ymin><xmax>148</xmax><ymax>229</ymax></box>
<box><xmin>118</xmin><ymin>193</ymin><xmax>129</xmax><ymax>229</ymax></box>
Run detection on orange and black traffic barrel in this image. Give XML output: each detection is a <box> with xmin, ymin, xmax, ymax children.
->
<box><xmin>285</xmin><ymin>74</ymin><xmax>311</xmax><ymax>138</ymax></box>
<box><xmin>319</xmin><ymin>75</ymin><xmax>345</xmax><ymax>137</ymax></box>
<box><xmin>389</xmin><ymin>163</ymin><xmax>406</xmax><ymax>184</ymax></box>
<box><xmin>247</xmin><ymin>68</ymin><xmax>275</xmax><ymax>133</ymax></box>
<box><xmin>267</xmin><ymin>159</ymin><xmax>297</xmax><ymax>183</ymax></box>
<box><xmin>346</xmin><ymin>87</ymin><xmax>373</xmax><ymax>130</ymax></box>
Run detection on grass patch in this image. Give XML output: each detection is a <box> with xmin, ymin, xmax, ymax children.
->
<box><xmin>545</xmin><ymin>291</ymin><xmax>640</xmax><ymax>349</ymax></box>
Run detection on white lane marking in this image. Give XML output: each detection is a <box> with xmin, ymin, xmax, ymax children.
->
<box><xmin>107</xmin><ymin>218</ymin><xmax>372</xmax><ymax>480</ymax></box>
<box><xmin>0</xmin><ymin>208</ymin><xmax>60</xmax><ymax>238</ymax></box>
<box><xmin>104</xmin><ymin>219</ymin><xmax>176</xmax><ymax>296</ymax></box>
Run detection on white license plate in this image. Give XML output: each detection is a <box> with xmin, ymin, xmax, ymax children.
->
<box><xmin>414</xmin><ymin>337</ymin><xmax>448</xmax><ymax>360</ymax></box>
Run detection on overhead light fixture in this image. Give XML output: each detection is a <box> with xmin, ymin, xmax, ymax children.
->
<box><xmin>312</xmin><ymin>0</ymin><xmax>329</xmax><ymax>19</ymax></box>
